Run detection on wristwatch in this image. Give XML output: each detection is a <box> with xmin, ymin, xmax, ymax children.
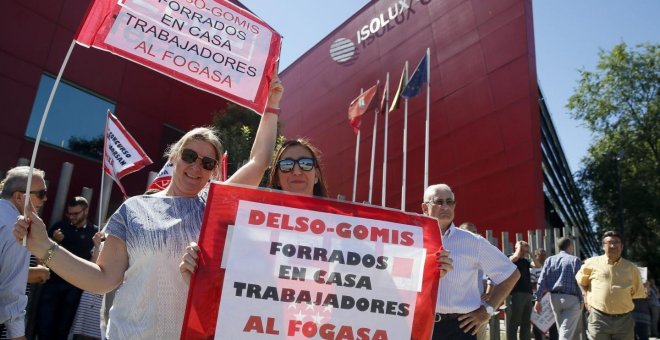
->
<box><xmin>481</xmin><ymin>301</ymin><xmax>496</xmax><ymax>315</ymax></box>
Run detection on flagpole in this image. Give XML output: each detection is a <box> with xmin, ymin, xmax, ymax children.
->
<box><xmin>352</xmin><ymin>130</ymin><xmax>360</xmax><ymax>202</ymax></box>
<box><xmin>22</xmin><ymin>40</ymin><xmax>76</xmax><ymax>246</ymax></box>
<box><xmin>424</xmin><ymin>47</ymin><xmax>431</xmax><ymax>191</ymax></box>
<box><xmin>381</xmin><ymin>73</ymin><xmax>390</xmax><ymax>207</ymax></box>
<box><xmin>353</xmin><ymin>88</ymin><xmax>363</xmax><ymax>202</ymax></box>
<box><xmin>368</xmin><ymin>81</ymin><xmax>380</xmax><ymax>204</ymax></box>
<box><xmin>401</xmin><ymin>62</ymin><xmax>409</xmax><ymax>211</ymax></box>
<box><xmin>98</xmin><ymin>110</ymin><xmax>110</xmax><ymax>229</ymax></box>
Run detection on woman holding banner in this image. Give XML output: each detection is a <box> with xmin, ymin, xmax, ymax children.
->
<box><xmin>180</xmin><ymin>138</ymin><xmax>454</xmax><ymax>282</ymax></box>
<box><xmin>13</xmin><ymin>77</ymin><xmax>284</xmax><ymax>339</ymax></box>
<box><xmin>178</xmin><ymin>138</ymin><xmax>331</xmax><ymax>285</ymax></box>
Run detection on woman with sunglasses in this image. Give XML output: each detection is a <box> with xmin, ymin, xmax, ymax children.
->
<box><xmin>13</xmin><ymin>78</ymin><xmax>284</xmax><ymax>339</ymax></box>
<box><xmin>266</xmin><ymin>138</ymin><xmax>329</xmax><ymax>197</ymax></box>
<box><xmin>178</xmin><ymin>138</ymin><xmax>329</xmax><ymax>285</ymax></box>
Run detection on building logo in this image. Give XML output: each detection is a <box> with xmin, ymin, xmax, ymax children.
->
<box><xmin>329</xmin><ymin>0</ymin><xmax>430</xmax><ymax>65</ymax></box>
<box><xmin>330</xmin><ymin>38</ymin><xmax>356</xmax><ymax>63</ymax></box>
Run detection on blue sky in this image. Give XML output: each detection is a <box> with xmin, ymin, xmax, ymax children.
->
<box><xmin>240</xmin><ymin>0</ymin><xmax>660</xmax><ymax>174</ymax></box>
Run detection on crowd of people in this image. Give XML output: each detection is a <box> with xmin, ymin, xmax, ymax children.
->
<box><xmin>423</xmin><ymin>183</ymin><xmax>655</xmax><ymax>340</ymax></box>
<box><xmin>1</xmin><ymin>76</ymin><xmax>657</xmax><ymax>340</ymax></box>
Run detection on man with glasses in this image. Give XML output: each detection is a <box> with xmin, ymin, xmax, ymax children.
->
<box><xmin>423</xmin><ymin>184</ymin><xmax>520</xmax><ymax>340</ymax></box>
<box><xmin>0</xmin><ymin>166</ymin><xmax>49</xmax><ymax>340</ymax></box>
<box><xmin>37</xmin><ymin>197</ymin><xmax>97</xmax><ymax>340</ymax></box>
<box><xmin>576</xmin><ymin>231</ymin><xmax>645</xmax><ymax>340</ymax></box>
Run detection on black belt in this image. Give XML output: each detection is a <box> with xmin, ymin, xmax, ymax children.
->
<box><xmin>435</xmin><ymin>313</ymin><xmax>462</xmax><ymax>322</ymax></box>
<box><xmin>592</xmin><ymin>308</ymin><xmax>630</xmax><ymax>318</ymax></box>
<box><xmin>550</xmin><ymin>291</ymin><xmax>579</xmax><ymax>297</ymax></box>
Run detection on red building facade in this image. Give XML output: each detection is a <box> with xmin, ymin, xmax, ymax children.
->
<box><xmin>279</xmin><ymin>0</ymin><xmax>544</xmax><ymax>237</ymax></box>
<box><xmin>2</xmin><ymin>0</ymin><xmax>553</xmax><ymax>244</ymax></box>
<box><xmin>1</xmin><ymin>0</ymin><xmax>233</xmax><ymax>223</ymax></box>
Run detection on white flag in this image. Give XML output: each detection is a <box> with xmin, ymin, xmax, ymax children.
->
<box><xmin>103</xmin><ymin>110</ymin><xmax>152</xmax><ymax>195</ymax></box>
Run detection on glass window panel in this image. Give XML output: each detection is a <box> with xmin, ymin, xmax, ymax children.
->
<box><xmin>25</xmin><ymin>74</ymin><xmax>115</xmax><ymax>159</ymax></box>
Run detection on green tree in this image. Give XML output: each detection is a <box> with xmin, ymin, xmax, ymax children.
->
<box><xmin>68</xmin><ymin>135</ymin><xmax>104</xmax><ymax>159</ymax></box>
<box><xmin>568</xmin><ymin>43</ymin><xmax>659</xmax><ymax>276</ymax></box>
<box><xmin>212</xmin><ymin>104</ymin><xmax>283</xmax><ymax>185</ymax></box>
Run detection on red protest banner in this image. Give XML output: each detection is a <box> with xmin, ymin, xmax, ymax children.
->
<box><xmin>76</xmin><ymin>0</ymin><xmax>281</xmax><ymax>113</ymax></box>
<box><xmin>181</xmin><ymin>183</ymin><xmax>442</xmax><ymax>339</ymax></box>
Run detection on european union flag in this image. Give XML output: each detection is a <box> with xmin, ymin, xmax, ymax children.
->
<box><xmin>401</xmin><ymin>53</ymin><xmax>428</xmax><ymax>98</ymax></box>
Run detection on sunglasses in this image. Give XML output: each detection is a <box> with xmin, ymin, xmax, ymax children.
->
<box><xmin>180</xmin><ymin>148</ymin><xmax>218</xmax><ymax>171</ymax></box>
<box><xmin>277</xmin><ymin>158</ymin><xmax>315</xmax><ymax>173</ymax></box>
<box><xmin>426</xmin><ymin>198</ymin><xmax>455</xmax><ymax>207</ymax></box>
<box><xmin>26</xmin><ymin>189</ymin><xmax>48</xmax><ymax>200</ymax></box>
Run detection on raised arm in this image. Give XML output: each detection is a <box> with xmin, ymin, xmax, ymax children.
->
<box><xmin>14</xmin><ymin>209</ymin><xmax>126</xmax><ymax>294</ymax></box>
<box><xmin>509</xmin><ymin>241</ymin><xmax>523</xmax><ymax>262</ymax></box>
<box><xmin>226</xmin><ymin>77</ymin><xmax>283</xmax><ymax>186</ymax></box>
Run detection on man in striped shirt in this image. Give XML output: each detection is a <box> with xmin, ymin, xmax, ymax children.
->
<box><xmin>423</xmin><ymin>184</ymin><xmax>520</xmax><ymax>340</ymax></box>
<box><xmin>533</xmin><ymin>237</ymin><xmax>583</xmax><ymax>339</ymax></box>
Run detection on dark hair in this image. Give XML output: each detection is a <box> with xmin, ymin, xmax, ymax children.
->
<box><xmin>602</xmin><ymin>230</ymin><xmax>624</xmax><ymax>245</ymax></box>
<box><xmin>533</xmin><ymin>248</ymin><xmax>546</xmax><ymax>256</ymax></box>
<box><xmin>266</xmin><ymin>139</ymin><xmax>328</xmax><ymax>198</ymax></box>
<box><xmin>67</xmin><ymin>196</ymin><xmax>89</xmax><ymax>209</ymax></box>
<box><xmin>557</xmin><ymin>237</ymin><xmax>572</xmax><ymax>251</ymax></box>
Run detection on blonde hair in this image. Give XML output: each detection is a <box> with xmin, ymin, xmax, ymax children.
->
<box><xmin>164</xmin><ymin>127</ymin><xmax>223</xmax><ymax>179</ymax></box>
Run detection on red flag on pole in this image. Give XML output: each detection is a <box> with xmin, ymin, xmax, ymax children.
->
<box><xmin>103</xmin><ymin>110</ymin><xmax>152</xmax><ymax>196</ymax></box>
<box><xmin>347</xmin><ymin>83</ymin><xmax>379</xmax><ymax>134</ymax></box>
<box><xmin>378</xmin><ymin>75</ymin><xmax>389</xmax><ymax>115</ymax></box>
<box><xmin>75</xmin><ymin>0</ymin><xmax>282</xmax><ymax>113</ymax></box>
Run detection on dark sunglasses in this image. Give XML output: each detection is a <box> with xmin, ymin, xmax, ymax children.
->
<box><xmin>426</xmin><ymin>198</ymin><xmax>455</xmax><ymax>207</ymax></box>
<box><xmin>26</xmin><ymin>189</ymin><xmax>47</xmax><ymax>200</ymax></box>
<box><xmin>180</xmin><ymin>148</ymin><xmax>218</xmax><ymax>171</ymax></box>
<box><xmin>277</xmin><ymin>158</ymin><xmax>315</xmax><ymax>173</ymax></box>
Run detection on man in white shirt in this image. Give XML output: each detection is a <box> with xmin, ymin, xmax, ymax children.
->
<box><xmin>423</xmin><ymin>184</ymin><xmax>520</xmax><ymax>340</ymax></box>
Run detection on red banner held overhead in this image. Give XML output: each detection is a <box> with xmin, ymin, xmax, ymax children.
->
<box><xmin>75</xmin><ymin>0</ymin><xmax>282</xmax><ymax>113</ymax></box>
<box><xmin>181</xmin><ymin>183</ymin><xmax>443</xmax><ymax>340</ymax></box>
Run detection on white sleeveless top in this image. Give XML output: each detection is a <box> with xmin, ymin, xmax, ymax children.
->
<box><xmin>103</xmin><ymin>193</ymin><xmax>206</xmax><ymax>339</ymax></box>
